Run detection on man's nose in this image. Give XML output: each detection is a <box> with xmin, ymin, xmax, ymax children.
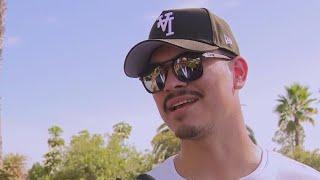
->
<box><xmin>163</xmin><ymin>67</ymin><xmax>187</xmax><ymax>92</ymax></box>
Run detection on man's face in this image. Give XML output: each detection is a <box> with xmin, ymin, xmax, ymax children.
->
<box><xmin>149</xmin><ymin>45</ymin><xmax>243</xmax><ymax>140</ymax></box>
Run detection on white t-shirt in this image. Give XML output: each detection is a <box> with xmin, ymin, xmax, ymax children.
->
<box><xmin>147</xmin><ymin>148</ymin><xmax>320</xmax><ymax>180</ymax></box>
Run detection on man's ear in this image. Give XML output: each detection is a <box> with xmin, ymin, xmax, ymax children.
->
<box><xmin>232</xmin><ymin>56</ymin><xmax>248</xmax><ymax>90</ymax></box>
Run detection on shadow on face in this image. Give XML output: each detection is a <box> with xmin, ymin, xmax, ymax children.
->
<box><xmin>150</xmin><ymin>44</ymin><xmax>187</xmax><ymax>64</ymax></box>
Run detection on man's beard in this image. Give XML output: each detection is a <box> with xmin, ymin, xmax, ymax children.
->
<box><xmin>175</xmin><ymin>123</ymin><xmax>214</xmax><ymax>140</ymax></box>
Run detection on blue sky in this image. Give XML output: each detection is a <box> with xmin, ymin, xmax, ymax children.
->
<box><xmin>1</xmin><ymin>0</ymin><xmax>320</xmax><ymax>167</ymax></box>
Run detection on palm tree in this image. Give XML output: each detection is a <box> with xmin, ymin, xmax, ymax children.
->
<box><xmin>275</xmin><ymin>83</ymin><xmax>318</xmax><ymax>150</ymax></box>
<box><xmin>0</xmin><ymin>0</ymin><xmax>6</xmax><ymax>168</ymax></box>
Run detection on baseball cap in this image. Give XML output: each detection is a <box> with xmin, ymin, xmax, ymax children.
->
<box><xmin>124</xmin><ymin>8</ymin><xmax>240</xmax><ymax>78</ymax></box>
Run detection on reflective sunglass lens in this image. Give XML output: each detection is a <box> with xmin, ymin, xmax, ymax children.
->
<box><xmin>142</xmin><ymin>67</ymin><xmax>166</xmax><ymax>93</ymax></box>
<box><xmin>174</xmin><ymin>56</ymin><xmax>203</xmax><ymax>82</ymax></box>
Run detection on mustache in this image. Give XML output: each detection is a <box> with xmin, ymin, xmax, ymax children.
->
<box><xmin>163</xmin><ymin>89</ymin><xmax>204</xmax><ymax>111</ymax></box>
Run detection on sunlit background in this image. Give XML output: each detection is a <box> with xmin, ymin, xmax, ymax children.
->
<box><xmin>1</xmin><ymin>0</ymin><xmax>319</xmax><ymax>167</ymax></box>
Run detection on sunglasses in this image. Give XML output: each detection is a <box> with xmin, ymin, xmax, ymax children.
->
<box><xmin>140</xmin><ymin>51</ymin><xmax>233</xmax><ymax>93</ymax></box>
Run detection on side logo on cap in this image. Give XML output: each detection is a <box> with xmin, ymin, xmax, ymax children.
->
<box><xmin>157</xmin><ymin>12</ymin><xmax>174</xmax><ymax>36</ymax></box>
<box><xmin>224</xmin><ymin>34</ymin><xmax>233</xmax><ymax>46</ymax></box>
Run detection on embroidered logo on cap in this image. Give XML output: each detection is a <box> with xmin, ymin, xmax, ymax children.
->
<box><xmin>157</xmin><ymin>12</ymin><xmax>174</xmax><ymax>36</ymax></box>
<box><xmin>224</xmin><ymin>34</ymin><xmax>233</xmax><ymax>46</ymax></box>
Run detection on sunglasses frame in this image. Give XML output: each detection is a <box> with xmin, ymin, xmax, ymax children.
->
<box><xmin>139</xmin><ymin>51</ymin><xmax>233</xmax><ymax>94</ymax></box>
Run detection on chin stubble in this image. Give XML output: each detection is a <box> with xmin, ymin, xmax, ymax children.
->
<box><xmin>175</xmin><ymin>122</ymin><xmax>214</xmax><ymax>140</ymax></box>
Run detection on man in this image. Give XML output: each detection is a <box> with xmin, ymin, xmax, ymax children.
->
<box><xmin>124</xmin><ymin>8</ymin><xmax>320</xmax><ymax>180</ymax></box>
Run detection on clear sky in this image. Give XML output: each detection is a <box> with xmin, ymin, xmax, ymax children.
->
<box><xmin>1</xmin><ymin>0</ymin><xmax>320</xmax><ymax>167</ymax></box>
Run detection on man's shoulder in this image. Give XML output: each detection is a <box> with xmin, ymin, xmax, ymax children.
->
<box><xmin>265</xmin><ymin>149</ymin><xmax>320</xmax><ymax>179</ymax></box>
<box><xmin>137</xmin><ymin>155</ymin><xmax>183</xmax><ymax>180</ymax></box>
<box><xmin>148</xmin><ymin>156</ymin><xmax>179</xmax><ymax>178</ymax></box>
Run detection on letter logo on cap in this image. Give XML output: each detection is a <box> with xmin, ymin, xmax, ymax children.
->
<box><xmin>157</xmin><ymin>12</ymin><xmax>174</xmax><ymax>36</ymax></box>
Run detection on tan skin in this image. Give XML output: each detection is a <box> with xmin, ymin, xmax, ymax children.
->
<box><xmin>150</xmin><ymin>45</ymin><xmax>262</xmax><ymax>179</ymax></box>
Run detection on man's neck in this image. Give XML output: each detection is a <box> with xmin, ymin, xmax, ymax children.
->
<box><xmin>174</xmin><ymin>122</ymin><xmax>262</xmax><ymax>179</ymax></box>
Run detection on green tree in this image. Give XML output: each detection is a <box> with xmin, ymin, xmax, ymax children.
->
<box><xmin>53</xmin><ymin>130</ymin><xmax>107</xmax><ymax>180</ymax></box>
<box><xmin>151</xmin><ymin>123</ymin><xmax>180</xmax><ymax>164</ymax></box>
<box><xmin>287</xmin><ymin>147</ymin><xmax>320</xmax><ymax>171</ymax></box>
<box><xmin>104</xmin><ymin>122</ymin><xmax>153</xmax><ymax>179</ymax></box>
<box><xmin>51</xmin><ymin>122</ymin><xmax>152</xmax><ymax>180</ymax></box>
<box><xmin>272</xmin><ymin>125</ymin><xmax>302</xmax><ymax>154</ymax></box>
<box><xmin>274</xmin><ymin>83</ymin><xmax>318</xmax><ymax>153</ymax></box>
<box><xmin>28</xmin><ymin>126</ymin><xmax>65</xmax><ymax>180</ymax></box>
<box><xmin>2</xmin><ymin>153</ymin><xmax>27</xmax><ymax>180</ymax></box>
<box><xmin>28</xmin><ymin>123</ymin><xmax>152</xmax><ymax>179</ymax></box>
<box><xmin>43</xmin><ymin>126</ymin><xmax>65</xmax><ymax>176</ymax></box>
<box><xmin>0</xmin><ymin>168</ymin><xmax>13</xmax><ymax>179</ymax></box>
<box><xmin>27</xmin><ymin>162</ymin><xmax>47</xmax><ymax>180</ymax></box>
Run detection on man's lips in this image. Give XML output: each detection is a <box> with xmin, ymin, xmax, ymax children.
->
<box><xmin>167</xmin><ymin>96</ymin><xmax>199</xmax><ymax>112</ymax></box>
<box><xmin>164</xmin><ymin>89</ymin><xmax>203</xmax><ymax>112</ymax></box>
